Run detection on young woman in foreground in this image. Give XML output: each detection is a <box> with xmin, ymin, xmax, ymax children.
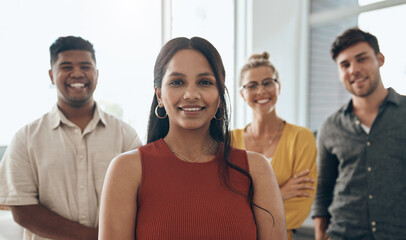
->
<box><xmin>99</xmin><ymin>37</ymin><xmax>287</xmax><ymax>239</ymax></box>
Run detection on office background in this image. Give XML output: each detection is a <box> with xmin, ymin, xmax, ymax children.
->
<box><xmin>1</xmin><ymin>1</ymin><xmax>406</xmax><ymax>238</ymax></box>
<box><xmin>1</xmin><ymin>0</ymin><xmax>406</xmax><ymax>146</ymax></box>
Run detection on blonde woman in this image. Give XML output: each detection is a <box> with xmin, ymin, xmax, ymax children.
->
<box><xmin>231</xmin><ymin>52</ymin><xmax>317</xmax><ymax>240</ymax></box>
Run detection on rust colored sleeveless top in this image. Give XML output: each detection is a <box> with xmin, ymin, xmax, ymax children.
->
<box><xmin>136</xmin><ymin>139</ymin><xmax>257</xmax><ymax>240</ymax></box>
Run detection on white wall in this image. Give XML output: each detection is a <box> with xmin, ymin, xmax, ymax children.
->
<box><xmin>233</xmin><ymin>0</ymin><xmax>309</xmax><ymax>128</ymax></box>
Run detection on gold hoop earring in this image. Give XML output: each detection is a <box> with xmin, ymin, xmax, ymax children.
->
<box><xmin>213</xmin><ymin>109</ymin><xmax>223</xmax><ymax>120</ymax></box>
<box><xmin>155</xmin><ymin>105</ymin><xmax>167</xmax><ymax>119</ymax></box>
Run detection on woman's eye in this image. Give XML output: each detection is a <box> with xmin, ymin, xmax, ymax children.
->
<box><xmin>169</xmin><ymin>80</ymin><xmax>183</xmax><ymax>86</ymax></box>
<box><xmin>246</xmin><ymin>83</ymin><xmax>257</xmax><ymax>89</ymax></box>
<box><xmin>199</xmin><ymin>79</ymin><xmax>214</xmax><ymax>86</ymax></box>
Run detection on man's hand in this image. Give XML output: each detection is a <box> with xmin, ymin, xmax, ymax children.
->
<box><xmin>280</xmin><ymin>169</ymin><xmax>315</xmax><ymax>200</ymax></box>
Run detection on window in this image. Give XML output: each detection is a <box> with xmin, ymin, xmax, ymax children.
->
<box><xmin>359</xmin><ymin>0</ymin><xmax>386</xmax><ymax>6</ymax></box>
<box><xmin>308</xmin><ymin>0</ymin><xmax>357</xmax><ymax>131</ymax></box>
<box><xmin>170</xmin><ymin>0</ymin><xmax>235</xmax><ymax>120</ymax></box>
<box><xmin>359</xmin><ymin>4</ymin><xmax>406</xmax><ymax>94</ymax></box>
<box><xmin>0</xmin><ymin>0</ymin><xmax>161</xmax><ymax>145</ymax></box>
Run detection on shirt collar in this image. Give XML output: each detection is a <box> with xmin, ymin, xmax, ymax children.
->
<box><xmin>384</xmin><ymin>87</ymin><xmax>402</xmax><ymax>106</ymax></box>
<box><xmin>343</xmin><ymin>99</ymin><xmax>353</xmax><ymax>115</ymax></box>
<box><xmin>343</xmin><ymin>87</ymin><xmax>401</xmax><ymax>114</ymax></box>
<box><xmin>50</xmin><ymin>102</ymin><xmax>106</xmax><ymax>130</ymax></box>
<box><xmin>94</xmin><ymin>103</ymin><xmax>107</xmax><ymax>126</ymax></box>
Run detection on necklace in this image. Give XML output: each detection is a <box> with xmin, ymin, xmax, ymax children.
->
<box><xmin>171</xmin><ymin>141</ymin><xmax>217</xmax><ymax>163</ymax></box>
<box><xmin>247</xmin><ymin>120</ymin><xmax>285</xmax><ymax>147</ymax></box>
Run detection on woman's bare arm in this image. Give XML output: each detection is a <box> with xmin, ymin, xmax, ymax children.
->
<box><xmin>247</xmin><ymin>151</ymin><xmax>288</xmax><ymax>240</ymax></box>
<box><xmin>98</xmin><ymin>150</ymin><xmax>142</xmax><ymax>240</ymax></box>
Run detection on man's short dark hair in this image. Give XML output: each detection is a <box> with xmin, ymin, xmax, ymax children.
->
<box><xmin>49</xmin><ymin>36</ymin><xmax>96</xmax><ymax>66</ymax></box>
<box><xmin>331</xmin><ymin>27</ymin><xmax>380</xmax><ymax>61</ymax></box>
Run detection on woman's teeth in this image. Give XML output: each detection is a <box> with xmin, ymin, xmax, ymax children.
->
<box><xmin>182</xmin><ymin>108</ymin><xmax>202</xmax><ymax>111</ymax></box>
<box><xmin>257</xmin><ymin>99</ymin><xmax>269</xmax><ymax>104</ymax></box>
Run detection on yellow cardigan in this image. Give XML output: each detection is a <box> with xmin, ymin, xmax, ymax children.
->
<box><xmin>231</xmin><ymin>122</ymin><xmax>317</xmax><ymax>237</ymax></box>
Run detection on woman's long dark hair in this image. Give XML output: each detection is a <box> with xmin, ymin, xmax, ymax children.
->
<box><xmin>146</xmin><ymin>37</ymin><xmax>262</xmax><ymax>214</ymax></box>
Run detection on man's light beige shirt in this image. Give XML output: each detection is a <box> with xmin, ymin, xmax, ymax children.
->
<box><xmin>0</xmin><ymin>104</ymin><xmax>142</xmax><ymax>239</ymax></box>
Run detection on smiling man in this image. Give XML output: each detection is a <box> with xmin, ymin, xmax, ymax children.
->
<box><xmin>0</xmin><ymin>36</ymin><xmax>142</xmax><ymax>240</ymax></box>
<box><xmin>312</xmin><ymin>28</ymin><xmax>406</xmax><ymax>240</ymax></box>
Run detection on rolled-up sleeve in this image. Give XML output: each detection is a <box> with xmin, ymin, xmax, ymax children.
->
<box><xmin>0</xmin><ymin>129</ymin><xmax>39</xmax><ymax>206</ymax></box>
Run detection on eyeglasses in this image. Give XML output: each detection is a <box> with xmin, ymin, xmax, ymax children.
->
<box><xmin>240</xmin><ymin>78</ymin><xmax>278</xmax><ymax>92</ymax></box>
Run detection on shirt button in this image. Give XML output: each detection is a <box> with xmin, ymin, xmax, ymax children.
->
<box><xmin>367</xmin><ymin>167</ymin><xmax>372</xmax><ymax>172</ymax></box>
<box><xmin>81</xmin><ymin>215</ymin><xmax>86</xmax><ymax>220</ymax></box>
<box><xmin>369</xmin><ymin>195</ymin><xmax>373</xmax><ymax>199</ymax></box>
<box><xmin>75</xmin><ymin>129</ymin><xmax>79</xmax><ymax>133</ymax></box>
<box><xmin>80</xmin><ymin>185</ymin><xmax>84</xmax><ymax>190</ymax></box>
<box><xmin>366</xmin><ymin>141</ymin><xmax>371</xmax><ymax>146</ymax></box>
<box><xmin>371</xmin><ymin>221</ymin><xmax>376</xmax><ymax>226</ymax></box>
<box><xmin>355</xmin><ymin>120</ymin><xmax>360</xmax><ymax>125</ymax></box>
<box><xmin>79</xmin><ymin>155</ymin><xmax>84</xmax><ymax>160</ymax></box>
<box><xmin>372</xmin><ymin>227</ymin><xmax>376</xmax><ymax>232</ymax></box>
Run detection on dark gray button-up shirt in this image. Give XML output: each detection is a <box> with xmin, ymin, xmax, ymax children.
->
<box><xmin>312</xmin><ymin>88</ymin><xmax>406</xmax><ymax>240</ymax></box>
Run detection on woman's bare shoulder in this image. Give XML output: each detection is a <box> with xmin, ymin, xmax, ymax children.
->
<box><xmin>106</xmin><ymin>149</ymin><xmax>142</xmax><ymax>184</ymax></box>
<box><xmin>245</xmin><ymin>151</ymin><xmax>272</xmax><ymax>176</ymax></box>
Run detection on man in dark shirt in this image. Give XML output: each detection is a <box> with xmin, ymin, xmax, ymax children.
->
<box><xmin>312</xmin><ymin>27</ymin><xmax>406</xmax><ymax>240</ymax></box>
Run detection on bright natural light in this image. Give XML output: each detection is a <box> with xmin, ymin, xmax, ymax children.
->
<box><xmin>171</xmin><ymin>0</ymin><xmax>235</xmax><ymax>116</ymax></box>
<box><xmin>358</xmin><ymin>0</ymin><xmax>386</xmax><ymax>6</ymax></box>
<box><xmin>359</xmin><ymin>4</ymin><xmax>406</xmax><ymax>94</ymax></box>
<box><xmin>0</xmin><ymin>0</ymin><xmax>236</xmax><ymax>146</ymax></box>
<box><xmin>0</xmin><ymin>0</ymin><xmax>161</xmax><ymax>145</ymax></box>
